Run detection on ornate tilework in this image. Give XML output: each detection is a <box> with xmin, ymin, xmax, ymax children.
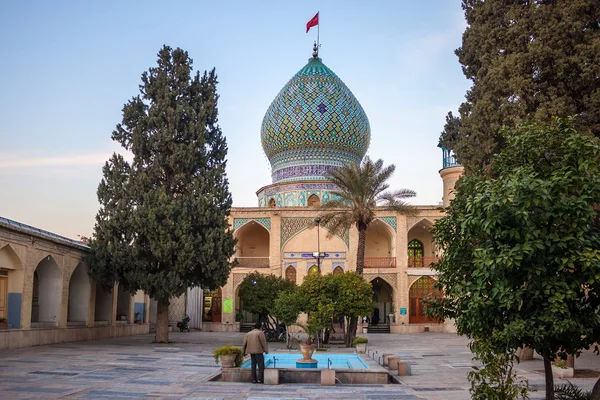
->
<box><xmin>378</xmin><ymin>216</ymin><xmax>397</xmax><ymax>231</ymax></box>
<box><xmin>261</xmin><ymin>57</ymin><xmax>371</xmax><ymax>183</ymax></box>
<box><xmin>233</xmin><ymin>218</ymin><xmax>271</xmax><ymax>231</ymax></box>
<box><xmin>364</xmin><ymin>273</ymin><xmax>398</xmax><ymax>288</ymax></box>
<box><xmin>262</xmin><ymin>182</ymin><xmax>339</xmax><ymax>197</ymax></box>
<box><xmin>280</xmin><ymin>217</ymin><xmax>349</xmax><ymax>250</ymax></box>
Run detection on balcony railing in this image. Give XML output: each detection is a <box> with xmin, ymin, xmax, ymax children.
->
<box><xmin>408</xmin><ymin>256</ymin><xmax>439</xmax><ymax>268</ymax></box>
<box><xmin>235</xmin><ymin>257</ymin><xmax>270</xmax><ymax>268</ymax></box>
<box><xmin>364</xmin><ymin>257</ymin><xmax>396</xmax><ymax>268</ymax></box>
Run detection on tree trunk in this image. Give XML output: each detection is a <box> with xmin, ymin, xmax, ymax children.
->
<box><xmin>344</xmin><ymin>316</ymin><xmax>358</xmax><ymax>347</ymax></box>
<box><xmin>356</xmin><ymin>223</ymin><xmax>367</xmax><ymax>275</ymax></box>
<box><xmin>542</xmin><ymin>349</ymin><xmax>555</xmax><ymax>400</ymax></box>
<box><xmin>591</xmin><ymin>376</ymin><xmax>600</xmax><ymax>400</ymax></box>
<box><xmin>155</xmin><ymin>300</ymin><xmax>169</xmax><ymax>343</ymax></box>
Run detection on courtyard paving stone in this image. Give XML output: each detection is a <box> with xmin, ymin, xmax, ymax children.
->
<box><xmin>0</xmin><ymin>331</ymin><xmax>598</xmax><ymax>399</ymax></box>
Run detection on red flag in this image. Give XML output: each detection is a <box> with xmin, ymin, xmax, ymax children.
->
<box><xmin>306</xmin><ymin>12</ymin><xmax>319</xmax><ymax>33</ymax></box>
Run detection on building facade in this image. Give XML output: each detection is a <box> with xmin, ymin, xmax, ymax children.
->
<box><xmin>0</xmin><ymin>217</ymin><xmax>150</xmax><ymax>350</ymax></box>
<box><xmin>201</xmin><ymin>46</ymin><xmax>464</xmax><ymax>333</ymax></box>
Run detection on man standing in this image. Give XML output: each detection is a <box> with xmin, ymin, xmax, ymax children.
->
<box><xmin>242</xmin><ymin>322</ymin><xmax>269</xmax><ymax>383</ymax></box>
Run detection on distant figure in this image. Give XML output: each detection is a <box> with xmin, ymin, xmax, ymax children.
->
<box><xmin>372</xmin><ymin>308</ymin><xmax>380</xmax><ymax>326</ymax></box>
<box><xmin>242</xmin><ymin>322</ymin><xmax>269</xmax><ymax>384</ymax></box>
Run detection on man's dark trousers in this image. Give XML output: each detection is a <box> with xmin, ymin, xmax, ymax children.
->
<box><xmin>251</xmin><ymin>353</ymin><xmax>265</xmax><ymax>382</ymax></box>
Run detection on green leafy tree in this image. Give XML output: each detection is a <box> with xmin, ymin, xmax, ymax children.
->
<box><xmin>238</xmin><ymin>271</ymin><xmax>295</xmax><ymax>332</ymax></box>
<box><xmin>85</xmin><ymin>46</ymin><xmax>236</xmax><ymax>342</ymax></box>
<box><xmin>329</xmin><ymin>271</ymin><xmax>375</xmax><ymax>347</ymax></box>
<box><xmin>319</xmin><ymin>156</ymin><xmax>415</xmax><ymax>342</ymax></box>
<box><xmin>428</xmin><ymin>119</ymin><xmax>600</xmax><ymax>400</ymax></box>
<box><xmin>468</xmin><ymin>339</ymin><xmax>530</xmax><ymax>400</ymax></box>
<box><xmin>294</xmin><ymin>271</ymin><xmax>374</xmax><ymax>347</ymax></box>
<box><xmin>441</xmin><ymin>0</ymin><xmax>600</xmax><ymax>174</ymax></box>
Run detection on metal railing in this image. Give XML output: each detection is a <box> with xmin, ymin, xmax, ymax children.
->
<box><xmin>407</xmin><ymin>256</ymin><xmax>439</xmax><ymax>268</ymax></box>
<box><xmin>235</xmin><ymin>257</ymin><xmax>270</xmax><ymax>268</ymax></box>
<box><xmin>442</xmin><ymin>148</ymin><xmax>461</xmax><ymax>169</ymax></box>
<box><xmin>364</xmin><ymin>257</ymin><xmax>397</xmax><ymax>268</ymax></box>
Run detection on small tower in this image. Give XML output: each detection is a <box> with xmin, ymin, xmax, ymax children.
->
<box><xmin>439</xmin><ymin>148</ymin><xmax>464</xmax><ymax>207</ymax></box>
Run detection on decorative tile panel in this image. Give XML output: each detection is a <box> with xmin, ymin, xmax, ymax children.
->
<box><xmin>233</xmin><ymin>273</ymin><xmax>248</xmax><ymax>290</ymax></box>
<box><xmin>280</xmin><ymin>218</ymin><xmax>349</xmax><ymax>250</ymax></box>
<box><xmin>364</xmin><ymin>273</ymin><xmax>398</xmax><ymax>289</ymax></box>
<box><xmin>233</xmin><ymin>218</ymin><xmax>271</xmax><ymax>231</ymax></box>
<box><xmin>378</xmin><ymin>216</ymin><xmax>397</xmax><ymax>231</ymax></box>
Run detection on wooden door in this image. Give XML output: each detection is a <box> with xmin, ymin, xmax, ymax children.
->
<box><xmin>409</xmin><ymin>276</ymin><xmax>440</xmax><ymax>324</ymax></box>
<box><xmin>0</xmin><ymin>275</ymin><xmax>7</xmax><ymax>320</ymax></box>
<box><xmin>211</xmin><ymin>290</ymin><xmax>222</xmax><ymax>323</ymax></box>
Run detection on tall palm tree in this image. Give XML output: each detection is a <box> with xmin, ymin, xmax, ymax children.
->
<box><xmin>319</xmin><ymin>156</ymin><xmax>416</xmax><ymax>275</ymax></box>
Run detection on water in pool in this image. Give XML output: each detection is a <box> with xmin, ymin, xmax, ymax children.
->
<box><xmin>241</xmin><ymin>353</ymin><xmax>371</xmax><ymax>369</ymax></box>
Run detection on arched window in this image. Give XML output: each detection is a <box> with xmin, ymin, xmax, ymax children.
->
<box><xmin>308</xmin><ymin>264</ymin><xmax>320</xmax><ymax>275</ymax></box>
<box><xmin>285</xmin><ymin>266</ymin><xmax>296</xmax><ymax>282</ymax></box>
<box><xmin>307</xmin><ymin>194</ymin><xmax>320</xmax><ymax>207</ymax></box>
<box><xmin>408</xmin><ymin>239</ymin><xmax>424</xmax><ymax>268</ymax></box>
<box><xmin>332</xmin><ymin>266</ymin><xmax>343</xmax><ymax>275</ymax></box>
<box><xmin>268</xmin><ymin>198</ymin><xmax>276</xmax><ymax>208</ymax></box>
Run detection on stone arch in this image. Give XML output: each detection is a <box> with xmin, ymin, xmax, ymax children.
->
<box><xmin>365</xmin><ymin>219</ymin><xmax>395</xmax><ymax>268</ymax></box>
<box><xmin>31</xmin><ymin>255</ymin><xmax>62</xmax><ymax>326</ymax></box>
<box><xmin>307</xmin><ymin>194</ymin><xmax>320</xmax><ymax>207</ymax></box>
<box><xmin>332</xmin><ymin>266</ymin><xmax>344</xmax><ymax>275</ymax></box>
<box><xmin>307</xmin><ymin>264</ymin><xmax>320</xmax><ymax>276</ymax></box>
<box><xmin>234</xmin><ymin>221</ymin><xmax>270</xmax><ymax>268</ymax></box>
<box><xmin>116</xmin><ymin>285</ymin><xmax>132</xmax><ymax>323</ymax></box>
<box><xmin>94</xmin><ymin>282</ymin><xmax>113</xmax><ymax>324</ymax></box>
<box><xmin>407</xmin><ymin>218</ymin><xmax>436</xmax><ymax>266</ymax></box>
<box><xmin>285</xmin><ymin>265</ymin><xmax>296</xmax><ymax>282</ymax></box>
<box><xmin>370</xmin><ymin>276</ymin><xmax>395</xmax><ymax>325</ymax></box>
<box><xmin>67</xmin><ymin>262</ymin><xmax>90</xmax><ymax>324</ymax></box>
<box><xmin>0</xmin><ymin>244</ymin><xmax>24</xmax><ymax>327</ymax></box>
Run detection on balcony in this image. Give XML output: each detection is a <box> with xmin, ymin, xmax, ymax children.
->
<box><xmin>408</xmin><ymin>256</ymin><xmax>439</xmax><ymax>269</ymax></box>
<box><xmin>364</xmin><ymin>257</ymin><xmax>396</xmax><ymax>269</ymax></box>
<box><xmin>235</xmin><ymin>257</ymin><xmax>270</xmax><ymax>268</ymax></box>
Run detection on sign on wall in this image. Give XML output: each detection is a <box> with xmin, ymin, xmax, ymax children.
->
<box><xmin>400</xmin><ymin>308</ymin><xmax>407</xmax><ymax>315</ymax></box>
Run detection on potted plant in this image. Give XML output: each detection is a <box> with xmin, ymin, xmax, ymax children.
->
<box><xmin>551</xmin><ymin>359</ymin><xmax>574</xmax><ymax>379</ymax></box>
<box><xmin>0</xmin><ymin>317</ymin><xmax>7</xmax><ymax>329</ymax></box>
<box><xmin>213</xmin><ymin>345</ymin><xmax>244</xmax><ymax>368</ymax></box>
<box><xmin>294</xmin><ymin>323</ymin><xmax>317</xmax><ymax>360</ymax></box>
<box><xmin>353</xmin><ymin>337</ymin><xmax>368</xmax><ymax>354</ymax></box>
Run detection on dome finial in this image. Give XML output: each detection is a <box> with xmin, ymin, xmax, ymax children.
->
<box><xmin>312</xmin><ymin>41</ymin><xmax>319</xmax><ymax>59</ymax></box>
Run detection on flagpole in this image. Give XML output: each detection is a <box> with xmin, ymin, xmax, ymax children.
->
<box><xmin>317</xmin><ymin>12</ymin><xmax>320</xmax><ymax>54</ymax></box>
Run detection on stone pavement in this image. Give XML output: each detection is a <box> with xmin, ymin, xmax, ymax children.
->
<box><xmin>0</xmin><ymin>331</ymin><xmax>597</xmax><ymax>399</ymax></box>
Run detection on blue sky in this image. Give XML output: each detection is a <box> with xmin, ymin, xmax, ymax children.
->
<box><xmin>0</xmin><ymin>1</ymin><xmax>470</xmax><ymax>239</ymax></box>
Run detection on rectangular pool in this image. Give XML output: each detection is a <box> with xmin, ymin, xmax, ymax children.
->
<box><xmin>241</xmin><ymin>353</ymin><xmax>371</xmax><ymax>369</ymax></box>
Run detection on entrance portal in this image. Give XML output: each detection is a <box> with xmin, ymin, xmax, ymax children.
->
<box><xmin>371</xmin><ymin>278</ymin><xmax>393</xmax><ymax>325</ymax></box>
<box><xmin>409</xmin><ymin>276</ymin><xmax>440</xmax><ymax>324</ymax></box>
<box><xmin>203</xmin><ymin>288</ymin><xmax>222</xmax><ymax>323</ymax></box>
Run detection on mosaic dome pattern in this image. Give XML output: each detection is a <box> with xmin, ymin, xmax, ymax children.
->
<box><xmin>261</xmin><ymin>57</ymin><xmax>371</xmax><ymax>183</ymax></box>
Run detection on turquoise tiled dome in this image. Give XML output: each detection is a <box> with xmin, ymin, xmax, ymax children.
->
<box><xmin>261</xmin><ymin>56</ymin><xmax>371</xmax><ymax>183</ymax></box>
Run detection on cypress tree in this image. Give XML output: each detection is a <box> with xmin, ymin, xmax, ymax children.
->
<box><xmin>441</xmin><ymin>0</ymin><xmax>600</xmax><ymax>174</ymax></box>
<box><xmin>86</xmin><ymin>46</ymin><xmax>236</xmax><ymax>342</ymax></box>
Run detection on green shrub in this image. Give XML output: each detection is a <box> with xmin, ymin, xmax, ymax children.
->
<box><xmin>555</xmin><ymin>382</ymin><xmax>591</xmax><ymax>400</ymax></box>
<box><xmin>0</xmin><ymin>317</ymin><xmax>7</xmax><ymax>323</ymax></box>
<box><xmin>352</xmin><ymin>337</ymin><xmax>368</xmax><ymax>346</ymax></box>
<box><xmin>213</xmin><ymin>345</ymin><xmax>244</xmax><ymax>367</ymax></box>
<box><xmin>554</xmin><ymin>359</ymin><xmax>568</xmax><ymax>369</ymax></box>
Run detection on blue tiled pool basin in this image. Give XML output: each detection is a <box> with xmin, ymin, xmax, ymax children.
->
<box><xmin>241</xmin><ymin>353</ymin><xmax>371</xmax><ymax>369</ymax></box>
